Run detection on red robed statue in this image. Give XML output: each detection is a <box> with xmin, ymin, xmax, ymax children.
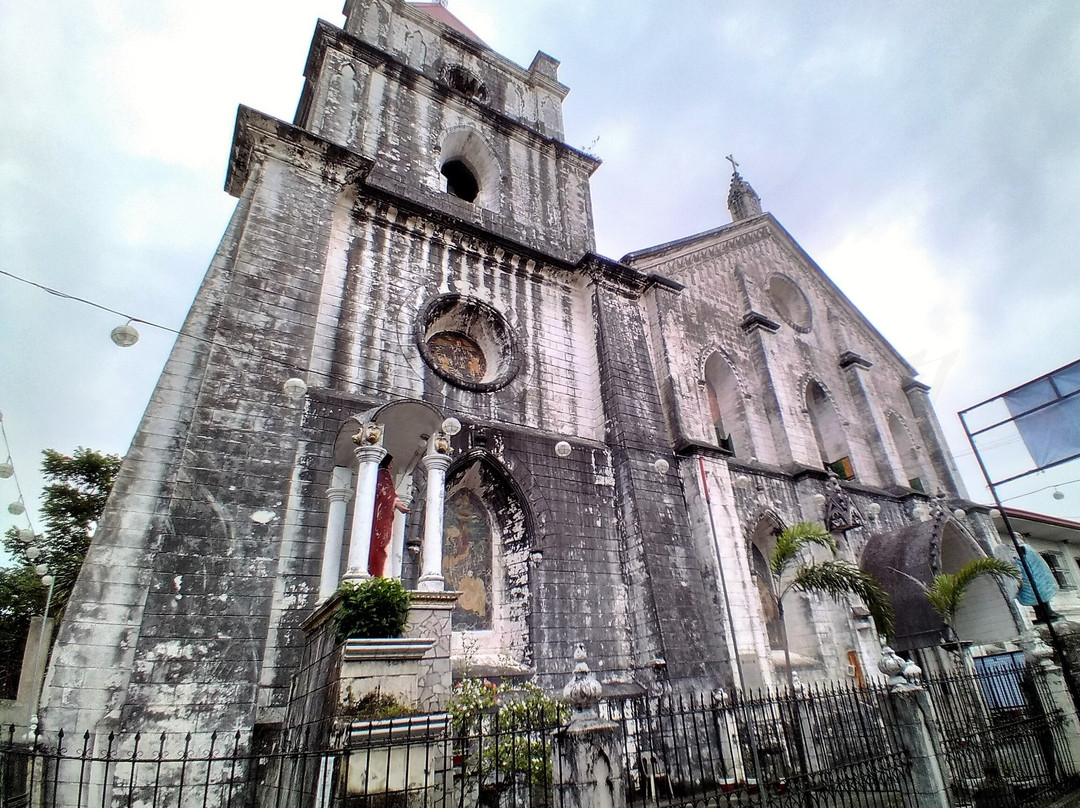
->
<box><xmin>368</xmin><ymin>455</ymin><xmax>409</xmax><ymax>577</ymax></box>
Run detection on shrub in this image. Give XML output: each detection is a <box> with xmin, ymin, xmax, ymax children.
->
<box><xmin>345</xmin><ymin>689</ymin><xmax>419</xmax><ymax>721</ymax></box>
<box><xmin>332</xmin><ymin>578</ymin><xmax>411</xmax><ymax>642</ymax></box>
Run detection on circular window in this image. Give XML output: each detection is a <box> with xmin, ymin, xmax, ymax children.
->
<box><xmin>417</xmin><ymin>295</ymin><xmax>520</xmax><ymax>391</ymax></box>
<box><xmin>767</xmin><ymin>274</ymin><xmax>813</xmax><ymax>332</ymax></box>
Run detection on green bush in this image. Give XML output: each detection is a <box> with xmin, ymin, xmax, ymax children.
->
<box><xmin>346</xmin><ymin>689</ymin><xmax>418</xmax><ymax>721</ymax></box>
<box><xmin>332</xmin><ymin>578</ymin><xmax>411</xmax><ymax>642</ymax></box>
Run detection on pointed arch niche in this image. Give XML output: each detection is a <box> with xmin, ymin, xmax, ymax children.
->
<box><xmin>443</xmin><ymin>454</ymin><xmax>531</xmax><ymax>674</ymax></box>
<box><xmin>886</xmin><ymin>413</ymin><xmax>925</xmax><ymax>492</ymax></box>
<box><xmin>805</xmin><ymin>380</ymin><xmax>854</xmax><ymax>479</ymax></box>
<box><xmin>749</xmin><ymin>514</ymin><xmax>823</xmax><ymax>679</ymax></box>
<box><xmin>703</xmin><ymin>352</ymin><xmax>751</xmax><ymax>458</ymax></box>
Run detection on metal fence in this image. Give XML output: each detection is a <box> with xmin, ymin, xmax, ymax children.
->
<box><xmin>926</xmin><ymin>663</ymin><xmax>1079</xmax><ymax>806</ymax></box>
<box><xmin>604</xmin><ymin>678</ymin><xmax>917</xmax><ymax>808</ymax></box>
<box><xmin>1</xmin><ymin>663</ymin><xmax>1076</xmax><ymax>807</ymax></box>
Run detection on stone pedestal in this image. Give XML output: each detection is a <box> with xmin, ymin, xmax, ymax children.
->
<box><xmin>553</xmin><ymin>644</ymin><xmax>627</xmax><ymax>808</ymax></box>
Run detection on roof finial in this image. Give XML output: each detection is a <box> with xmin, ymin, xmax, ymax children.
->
<box><xmin>726</xmin><ymin>155</ymin><xmax>762</xmax><ymax>222</ymax></box>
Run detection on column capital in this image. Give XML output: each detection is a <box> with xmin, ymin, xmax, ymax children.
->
<box><xmin>326</xmin><ymin>486</ymin><xmax>353</xmax><ymax>503</ymax></box>
<box><xmin>422</xmin><ymin>451</ymin><xmax>453</xmax><ymax>473</ymax></box>
<box><xmin>354</xmin><ymin>444</ymin><xmax>388</xmax><ymax>465</ymax></box>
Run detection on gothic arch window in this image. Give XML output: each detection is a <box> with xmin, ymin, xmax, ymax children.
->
<box><xmin>443</xmin><ymin>455</ymin><xmax>530</xmax><ymax>668</ymax></box>
<box><xmin>886</xmin><ymin>413</ymin><xmax>924</xmax><ymax>491</ymax></box>
<box><xmin>438</xmin><ymin>128</ymin><xmax>501</xmax><ymax>210</ymax></box>
<box><xmin>805</xmin><ymin>380</ymin><xmax>854</xmax><ymax>479</ymax></box>
<box><xmin>703</xmin><ymin>352</ymin><xmax>750</xmax><ymax>457</ymax></box>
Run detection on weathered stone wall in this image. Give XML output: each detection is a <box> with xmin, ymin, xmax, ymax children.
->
<box><xmin>630</xmin><ymin>217</ymin><xmax>957</xmax><ymax>496</ymax></box>
<box><xmin>299</xmin><ymin>11</ymin><xmax>597</xmax><ymax>264</ymax></box>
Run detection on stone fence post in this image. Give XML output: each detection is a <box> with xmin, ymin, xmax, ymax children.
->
<box><xmin>552</xmin><ymin>644</ymin><xmax>626</xmax><ymax>808</ymax></box>
<box><xmin>880</xmin><ymin>646</ymin><xmax>954</xmax><ymax>808</ymax></box>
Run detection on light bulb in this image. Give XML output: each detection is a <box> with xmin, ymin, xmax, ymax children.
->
<box><xmin>40</xmin><ymin>575</ymin><xmax>54</xmax><ymax>587</ymax></box>
<box><xmin>653</xmin><ymin>458</ymin><xmax>670</xmax><ymax>475</ymax></box>
<box><xmin>554</xmin><ymin>441</ymin><xmax>572</xmax><ymax>458</ymax></box>
<box><xmin>34</xmin><ymin>564</ymin><xmax>48</xmax><ymax>576</ymax></box>
<box><xmin>8</xmin><ymin>500</ymin><xmax>24</xmax><ymax>516</ymax></box>
<box><xmin>0</xmin><ymin>461</ymin><xmax>12</xmax><ymax>479</ymax></box>
<box><xmin>441</xmin><ymin>417</ymin><xmax>462</xmax><ymax>436</ymax></box>
<box><xmin>25</xmin><ymin>547</ymin><xmax>40</xmax><ymax>560</ymax></box>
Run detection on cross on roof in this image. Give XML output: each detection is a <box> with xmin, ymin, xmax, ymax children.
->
<box><xmin>725</xmin><ymin>154</ymin><xmax>740</xmax><ymax>174</ymax></box>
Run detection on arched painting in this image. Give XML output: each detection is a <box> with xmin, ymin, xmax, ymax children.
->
<box><xmin>444</xmin><ymin>489</ymin><xmax>493</xmax><ymax>629</ymax></box>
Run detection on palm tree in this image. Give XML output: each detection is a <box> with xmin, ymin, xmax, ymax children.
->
<box><xmin>924</xmin><ymin>557</ymin><xmax>1021</xmax><ymax>646</ymax></box>
<box><xmin>766</xmin><ymin>521</ymin><xmax>895</xmax><ymax>691</ymax></box>
<box><xmin>762</xmin><ymin>521</ymin><xmax>893</xmax><ymax>783</ymax></box>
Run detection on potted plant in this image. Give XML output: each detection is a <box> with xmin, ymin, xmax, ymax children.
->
<box><xmin>332</xmin><ymin>577</ymin><xmax>411</xmax><ymax>642</ymax></box>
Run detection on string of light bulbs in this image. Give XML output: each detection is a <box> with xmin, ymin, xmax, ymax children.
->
<box><xmin>5</xmin><ymin>268</ymin><xmax>1075</xmax><ymax>510</ymax></box>
<box><xmin>0</xmin><ymin>267</ymin><xmax>424</xmax><ymax>404</ymax></box>
<box><xmin>0</xmin><ymin>411</ymin><xmax>53</xmax><ymax>583</ymax></box>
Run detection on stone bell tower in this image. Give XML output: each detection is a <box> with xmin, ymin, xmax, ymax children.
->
<box><xmin>43</xmin><ymin>0</ymin><xmax>735</xmax><ymax>759</ymax></box>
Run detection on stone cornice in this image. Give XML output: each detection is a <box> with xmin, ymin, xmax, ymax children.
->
<box><xmin>225</xmin><ymin>105</ymin><xmax>375</xmax><ymax>198</ymax></box>
<box><xmin>741</xmin><ymin>311</ymin><xmax>781</xmax><ymax>334</ymax></box>
<box><xmin>839</xmin><ymin>350</ymin><xmax>873</xmax><ymax>370</ymax></box>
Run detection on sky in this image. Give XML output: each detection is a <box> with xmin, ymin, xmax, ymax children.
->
<box><xmin>2</xmin><ymin>0</ymin><xmax>1079</xmax><ymax>551</ymax></box>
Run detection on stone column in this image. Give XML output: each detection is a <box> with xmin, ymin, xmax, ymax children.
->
<box><xmin>344</xmin><ymin>425</ymin><xmax>387</xmax><ymax>581</ymax></box>
<box><xmin>879</xmin><ymin>646</ymin><xmax>952</xmax><ymax>808</ymax></box>
<box><xmin>388</xmin><ymin>478</ymin><xmax>413</xmax><ymax>580</ymax></box>
<box><xmin>553</xmin><ymin>644</ymin><xmax>626</xmax><ymax>808</ymax></box>
<box><xmin>319</xmin><ymin>466</ymin><xmax>354</xmax><ymax>599</ymax></box>
<box><xmin>418</xmin><ymin>439</ymin><xmax>451</xmax><ymax>592</ymax></box>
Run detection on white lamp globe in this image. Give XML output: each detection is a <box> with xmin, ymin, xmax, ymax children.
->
<box><xmin>25</xmin><ymin>547</ymin><xmax>40</xmax><ymax>561</ymax></box>
<box><xmin>34</xmin><ymin>564</ymin><xmax>48</xmax><ymax>576</ymax></box>
<box><xmin>653</xmin><ymin>458</ymin><xmax>670</xmax><ymax>475</ymax></box>
<box><xmin>0</xmin><ymin>461</ymin><xmax>12</xmax><ymax>479</ymax></box>
<box><xmin>8</xmin><ymin>500</ymin><xmax>24</xmax><ymax>516</ymax></box>
<box><xmin>40</xmin><ymin>575</ymin><xmax>54</xmax><ymax>587</ymax></box>
<box><xmin>554</xmin><ymin>441</ymin><xmax>572</xmax><ymax>458</ymax></box>
<box><xmin>441</xmin><ymin>417</ymin><xmax>462</xmax><ymax>436</ymax></box>
<box><xmin>282</xmin><ymin>377</ymin><xmax>308</xmax><ymax>400</ymax></box>
<box><xmin>110</xmin><ymin>322</ymin><xmax>140</xmax><ymax>347</ymax></box>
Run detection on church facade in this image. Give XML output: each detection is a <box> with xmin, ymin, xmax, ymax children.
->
<box><xmin>41</xmin><ymin>0</ymin><xmax>1021</xmax><ymax>746</ymax></box>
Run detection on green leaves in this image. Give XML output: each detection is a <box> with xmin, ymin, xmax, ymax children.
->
<box><xmin>925</xmin><ymin>557</ymin><xmax>1021</xmax><ymax>628</ymax></box>
<box><xmin>2</xmin><ymin>447</ymin><xmax>121</xmax><ymax>620</ymax></box>
<box><xmin>769</xmin><ymin>521</ymin><xmax>836</xmax><ymax>577</ymax></box>
<box><xmin>790</xmin><ymin>561</ymin><xmax>895</xmax><ymax>641</ymax></box>
<box><xmin>332</xmin><ymin>578</ymin><xmax>412</xmax><ymax>642</ymax></box>
<box><xmin>768</xmin><ymin>521</ymin><xmax>894</xmax><ymax>641</ymax></box>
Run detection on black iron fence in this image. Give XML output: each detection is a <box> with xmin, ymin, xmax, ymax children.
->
<box><xmin>926</xmin><ymin>663</ymin><xmax>1079</xmax><ymax>806</ymax></box>
<box><xmin>604</xmin><ymin>678</ymin><xmax>917</xmax><ymax>808</ymax></box>
<box><xmin>1</xmin><ymin>663</ymin><xmax>1076</xmax><ymax>807</ymax></box>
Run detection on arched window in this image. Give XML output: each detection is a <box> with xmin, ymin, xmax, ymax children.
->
<box><xmin>438</xmin><ymin>128</ymin><xmax>501</xmax><ymax>210</ymax></box>
<box><xmin>703</xmin><ymin>353</ymin><xmax>749</xmax><ymax>457</ymax></box>
<box><xmin>887</xmin><ymin>413</ymin><xmax>923</xmax><ymax>491</ymax></box>
<box><xmin>806</xmin><ymin>381</ymin><xmax>854</xmax><ymax>479</ymax></box>
<box><xmin>441</xmin><ymin>160</ymin><xmax>479</xmax><ymax>202</ymax></box>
